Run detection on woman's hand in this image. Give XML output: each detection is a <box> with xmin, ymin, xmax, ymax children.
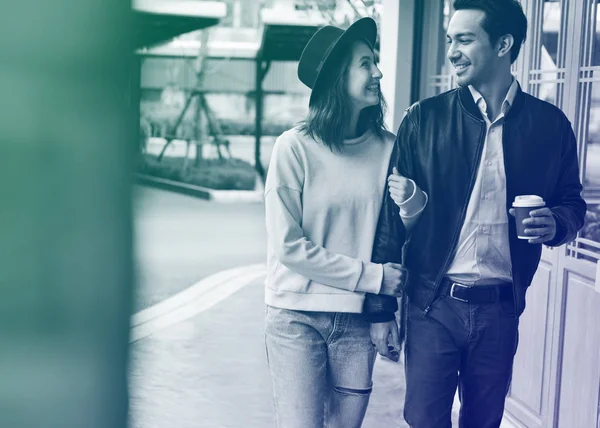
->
<box><xmin>370</xmin><ymin>320</ymin><xmax>400</xmax><ymax>362</ymax></box>
<box><xmin>380</xmin><ymin>263</ymin><xmax>405</xmax><ymax>297</ymax></box>
<box><xmin>388</xmin><ymin>167</ymin><xmax>415</xmax><ymax>208</ymax></box>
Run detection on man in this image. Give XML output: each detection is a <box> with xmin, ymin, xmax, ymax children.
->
<box><xmin>363</xmin><ymin>1</ymin><xmax>587</xmax><ymax>427</ymax></box>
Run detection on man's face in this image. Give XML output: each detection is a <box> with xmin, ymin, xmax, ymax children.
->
<box><xmin>446</xmin><ymin>9</ymin><xmax>499</xmax><ymax>87</ymax></box>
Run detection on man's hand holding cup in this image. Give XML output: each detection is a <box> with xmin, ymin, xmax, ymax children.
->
<box><xmin>509</xmin><ymin>195</ymin><xmax>556</xmax><ymax>244</ymax></box>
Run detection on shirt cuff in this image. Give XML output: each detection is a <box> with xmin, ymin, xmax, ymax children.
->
<box><xmin>398</xmin><ymin>179</ymin><xmax>428</xmax><ymax>219</ymax></box>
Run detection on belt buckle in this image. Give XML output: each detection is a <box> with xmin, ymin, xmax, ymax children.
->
<box><xmin>450</xmin><ymin>282</ymin><xmax>470</xmax><ymax>303</ymax></box>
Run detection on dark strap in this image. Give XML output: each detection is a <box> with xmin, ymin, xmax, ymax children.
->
<box><xmin>439</xmin><ymin>278</ymin><xmax>513</xmax><ymax>304</ymax></box>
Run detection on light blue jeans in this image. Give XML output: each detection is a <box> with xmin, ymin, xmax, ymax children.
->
<box><xmin>265</xmin><ymin>306</ymin><xmax>376</xmax><ymax>428</ymax></box>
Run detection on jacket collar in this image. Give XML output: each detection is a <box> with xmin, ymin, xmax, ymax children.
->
<box><xmin>458</xmin><ymin>81</ymin><xmax>525</xmax><ymax>121</ymax></box>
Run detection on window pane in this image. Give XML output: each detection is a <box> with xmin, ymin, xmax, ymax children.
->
<box><xmin>589</xmin><ymin>1</ymin><xmax>600</xmax><ymax>66</ymax></box>
<box><xmin>578</xmin><ymin>79</ymin><xmax>600</xmax><ymax>258</ymax></box>
<box><xmin>585</xmin><ymin>82</ymin><xmax>600</xmax><ymax>189</ymax></box>
<box><xmin>571</xmin><ymin>1</ymin><xmax>600</xmax><ymax>260</ymax></box>
<box><xmin>529</xmin><ymin>0</ymin><xmax>564</xmax><ymax>107</ymax></box>
<box><xmin>427</xmin><ymin>0</ymin><xmax>454</xmax><ymax>97</ymax></box>
<box><xmin>541</xmin><ymin>0</ymin><xmax>562</xmax><ymax>67</ymax></box>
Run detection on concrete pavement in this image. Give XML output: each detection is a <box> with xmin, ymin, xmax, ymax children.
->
<box><xmin>128</xmin><ymin>269</ymin><xmax>416</xmax><ymax>428</ymax></box>
<box><xmin>133</xmin><ymin>186</ymin><xmax>267</xmax><ymax>312</ymax></box>
<box><xmin>129</xmin><ymin>187</ymin><xmax>462</xmax><ymax>427</ymax></box>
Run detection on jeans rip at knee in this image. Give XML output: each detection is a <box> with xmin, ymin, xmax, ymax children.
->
<box><xmin>332</xmin><ymin>385</ymin><xmax>372</xmax><ymax>397</ymax></box>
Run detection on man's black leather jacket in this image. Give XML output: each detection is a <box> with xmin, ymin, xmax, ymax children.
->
<box><xmin>364</xmin><ymin>84</ymin><xmax>587</xmax><ymax>322</ymax></box>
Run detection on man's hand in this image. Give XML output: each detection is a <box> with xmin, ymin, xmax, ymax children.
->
<box><xmin>370</xmin><ymin>320</ymin><xmax>400</xmax><ymax>362</ymax></box>
<box><xmin>509</xmin><ymin>207</ymin><xmax>557</xmax><ymax>244</ymax></box>
<box><xmin>380</xmin><ymin>263</ymin><xmax>405</xmax><ymax>297</ymax></box>
<box><xmin>388</xmin><ymin>167</ymin><xmax>414</xmax><ymax>208</ymax></box>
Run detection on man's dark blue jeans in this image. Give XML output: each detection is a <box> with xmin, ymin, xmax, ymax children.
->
<box><xmin>403</xmin><ymin>293</ymin><xmax>519</xmax><ymax>428</ymax></box>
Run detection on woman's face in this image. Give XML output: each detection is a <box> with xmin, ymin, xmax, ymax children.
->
<box><xmin>345</xmin><ymin>40</ymin><xmax>383</xmax><ymax>112</ymax></box>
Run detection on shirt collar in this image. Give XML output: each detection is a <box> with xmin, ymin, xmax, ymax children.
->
<box><xmin>468</xmin><ymin>77</ymin><xmax>519</xmax><ymax>116</ymax></box>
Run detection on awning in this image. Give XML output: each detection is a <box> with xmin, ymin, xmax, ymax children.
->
<box><xmin>257</xmin><ymin>8</ymin><xmax>326</xmax><ymax>61</ymax></box>
<box><xmin>133</xmin><ymin>0</ymin><xmax>227</xmax><ymax>49</ymax></box>
<box><xmin>252</xmin><ymin>9</ymin><xmax>325</xmax><ymax>179</ymax></box>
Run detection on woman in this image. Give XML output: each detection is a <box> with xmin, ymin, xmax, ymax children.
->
<box><xmin>264</xmin><ymin>18</ymin><xmax>426</xmax><ymax>428</ymax></box>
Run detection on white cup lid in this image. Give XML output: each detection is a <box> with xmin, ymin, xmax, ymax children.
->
<box><xmin>512</xmin><ymin>195</ymin><xmax>545</xmax><ymax>207</ymax></box>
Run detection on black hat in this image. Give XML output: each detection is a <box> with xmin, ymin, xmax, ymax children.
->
<box><xmin>298</xmin><ymin>17</ymin><xmax>378</xmax><ymax>106</ymax></box>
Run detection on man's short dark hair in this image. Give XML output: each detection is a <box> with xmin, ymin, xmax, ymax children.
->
<box><xmin>453</xmin><ymin>0</ymin><xmax>528</xmax><ymax>63</ymax></box>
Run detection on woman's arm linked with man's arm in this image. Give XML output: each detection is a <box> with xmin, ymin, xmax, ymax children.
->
<box><xmin>364</xmin><ymin>110</ymin><xmax>425</xmax><ymax>360</ymax></box>
<box><xmin>265</xmin><ymin>134</ymin><xmax>408</xmax><ymax>296</ymax></box>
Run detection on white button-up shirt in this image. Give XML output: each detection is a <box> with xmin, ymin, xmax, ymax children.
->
<box><xmin>446</xmin><ymin>79</ymin><xmax>519</xmax><ymax>285</ymax></box>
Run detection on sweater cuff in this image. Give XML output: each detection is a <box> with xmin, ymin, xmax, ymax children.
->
<box><xmin>398</xmin><ymin>180</ymin><xmax>428</xmax><ymax>218</ymax></box>
<box><xmin>354</xmin><ymin>262</ymin><xmax>383</xmax><ymax>294</ymax></box>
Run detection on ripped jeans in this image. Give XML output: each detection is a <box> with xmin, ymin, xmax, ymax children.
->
<box><xmin>265</xmin><ymin>306</ymin><xmax>376</xmax><ymax>428</ymax></box>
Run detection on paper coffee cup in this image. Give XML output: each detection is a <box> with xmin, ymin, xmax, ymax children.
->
<box><xmin>512</xmin><ymin>195</ymin><xmax>545</xmax><ymax>239</ymax></box>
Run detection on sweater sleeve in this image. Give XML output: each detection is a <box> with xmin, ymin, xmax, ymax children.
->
<box><xmin>397</xmin><ymin>178</ymin><xmax>428</xmax><ymax>232</ymax></box>
<box><xmin>264</xmin><ymin>134</ymin><xmax>383</xmax><ymax>294</ymax></box>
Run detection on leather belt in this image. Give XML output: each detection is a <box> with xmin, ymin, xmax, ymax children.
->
<box><xmin>439</xmin><ymin>278</ymin><xmax>513</xmax><ymax>304</ymax></box>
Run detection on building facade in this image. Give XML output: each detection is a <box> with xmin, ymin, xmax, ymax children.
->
<box><xmin>381</xmin><ymin>1</ymin><xmax>600</xmax><ymax>427</ymax></box>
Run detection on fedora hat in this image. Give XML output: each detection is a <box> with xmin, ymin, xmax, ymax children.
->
<box><xmin>298</xmin><ymin>17</ymin><xmax>378</xmax><ymax>105</ymax></box>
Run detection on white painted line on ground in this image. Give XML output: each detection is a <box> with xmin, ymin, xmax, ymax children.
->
<box><xmin>132</xmin><ymin>263</ymin><xmax>265</xmax><ymax>327</ymax></box>
<box><xmin>130</xmin><ymin>264</ymin><xmax>266</xmax><ymax>343</ymax></box>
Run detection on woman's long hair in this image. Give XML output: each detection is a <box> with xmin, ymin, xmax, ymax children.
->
<box><xmin>298</xmin><ymin>38</ymin><xmax>387</xmax><ymax>153</ymax></box>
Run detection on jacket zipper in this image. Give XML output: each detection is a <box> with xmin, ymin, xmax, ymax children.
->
<box><xmin>423</xmin><ymin>119</ymin><xmax>487</xmax><ymax>315</ymax></box>
<box><xmin>501</xmin><ymin>118</ymin><xmax>519</xmax><ymax>315</ymax></box>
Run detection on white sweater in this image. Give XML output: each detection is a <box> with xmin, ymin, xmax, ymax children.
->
<box><xmin>264</xmin><ymin>126</ymin><xmax>423</xmax><ymax>313</ymax></box>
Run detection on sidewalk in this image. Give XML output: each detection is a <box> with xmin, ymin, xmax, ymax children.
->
<box><xmin>128</xmin><ymin>270</ymin><xmax>457</xmax><ymax>428</ymax></box>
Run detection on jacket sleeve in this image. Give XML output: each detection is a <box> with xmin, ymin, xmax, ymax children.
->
<box><xmin>545</xmin><ymin>117</ymin><xmax>587</xmax><ymax>247</ymax></box>
<box><xmin>363</xmin><ymin>111</ymin><xmax>418</xmax><ymax>322</ymax></box>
